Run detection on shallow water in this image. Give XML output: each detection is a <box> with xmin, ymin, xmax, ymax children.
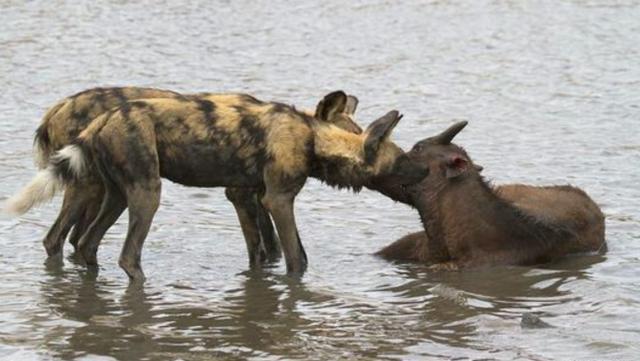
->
<box><xmin>1</xmin><ymin>0</ymin><xmax>639</xmax><ymax>360</ymax></box>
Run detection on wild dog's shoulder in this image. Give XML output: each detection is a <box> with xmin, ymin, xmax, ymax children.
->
<box><xmin>313</xmin><ymin>123</ymin><xmax>364</xmax><ymax>161</ymax></box>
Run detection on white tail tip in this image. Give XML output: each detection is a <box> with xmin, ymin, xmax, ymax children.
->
<box><xmin>4</xmin><ymin>169</ymin><xmax>61</xmax><ymax>215</ymax></box>
<box><xmin>53</xmin><ymin>145</ymin><xmax>86</xmax><ymax>177</ymax></box>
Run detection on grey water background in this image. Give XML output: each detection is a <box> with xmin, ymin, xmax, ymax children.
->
<box><xmin>1</xmin><ymin>0</ymin><xmax>639</xmax><ymax>360</ymax></box>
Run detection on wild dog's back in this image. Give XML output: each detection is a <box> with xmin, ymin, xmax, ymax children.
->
<box><xmin>77</xmin><ymin>94</ymin><xmax>314</xmax><ymax>188</ymax></box>
<box><xmin>35</xmin><ymin>87</ymin><xmax>181</xmax><ymax>168</ymax></box>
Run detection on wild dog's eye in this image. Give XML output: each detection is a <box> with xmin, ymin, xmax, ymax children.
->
<box><xmin>411</xmin><ymin>144</ymin><xmax>423</xmax><ymax>153</ymax></box>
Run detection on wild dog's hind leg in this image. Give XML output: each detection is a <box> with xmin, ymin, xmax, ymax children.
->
<box><xmin>42</xmin><ymin>184</ymin><xmax>86</xmax><ymax>257</ymax></box>
<box><xmin>68</xmin><ymin>182</ymin><xmax>104</xmax><ymax>252</ymax></box>
<box><xmin>77</xmin><ymin>185</ymin><xmax>127</xmax><ymax>265</ymax></box>
<box><xmin>118</xmin><ymin>181</ymin><xmax>161</xmax><ymax>282</ymax></box>
<box><xmin>256</xmin><ymin>194</ymin><xmax>281</xmax><ymax>262</ymax></box>
<box><xmin>261</xmin><ymin>168</ymin><xmax>307</xmax><ymax>275</ymax></box>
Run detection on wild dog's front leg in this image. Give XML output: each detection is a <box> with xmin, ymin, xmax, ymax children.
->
<box><xmin>262</xmin><ymin>193</ymin><xmax>307</xmax><ymax>274</ymax></box>
<box><xmin>261</xmin><ymin>170</ymin><xmax>307</xmax><ymax>275</ymax></box>
<box><xmin>225</xmin><ymin>187</ymin><xmax>266</xmax><ymax>266</ymax></box>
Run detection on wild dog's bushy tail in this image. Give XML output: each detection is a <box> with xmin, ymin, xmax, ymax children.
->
<box><xmin>4</xmin><ymin>144</ymin><xmax>88</xmax><ymax>215</ymax></box>
<box><xmin>33</xmin><ymin>101</ymin><xmax>66</xmax><ymax>169</ymax></box>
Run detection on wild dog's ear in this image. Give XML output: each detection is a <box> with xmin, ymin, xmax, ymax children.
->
<box><xmin>345</xmin><ymin>95</ymin><xmax>359</xmax><ymax>116</ymax></box>
<box><xmin>364</xmin><ymin>110</ymin><xmax>402</xmax><ymax>164</ymax></box>
<box><xmin>445</xmin><ymin>155</ymin><xmax>470</xmax><ymax>179</ymax></box>
<box><xmin>474</xmin><ymin>164</ymin><xmax>484</xmax><ymax>172</ymax></box>
<box><xmin>315</xmin><ymin>91</ymin><xmax>347</xmax><ymax>122</ymax></box>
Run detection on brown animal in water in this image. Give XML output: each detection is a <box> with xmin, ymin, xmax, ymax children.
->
<box><xmin>8</xmin><ymin>93</ymin><xmax>427</xmax><ymax>281</ymax></box>
<box><xmin>12</xmin><ymin>87</ymin><xmax>361</xmax><ymax>264</ymax></box>
<box><xmin>376</xmin><ymin>122</ymin><xmax>606</xmax><ymax>269</ymax></box>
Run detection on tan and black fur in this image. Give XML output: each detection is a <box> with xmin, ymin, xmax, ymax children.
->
<box><xmin>23</xmin><ymin>87</ymin><xmax>362</xmax><ymax>264</ymax></box>
<box><xmin>376</xmin><ymin>122</ymin><xmax>606</xmax><ymax>268</ymax></box>
<box><xmin>10</xmin><ymin>92</ymin><xmax>427</xmax><ymax>281</ymax></box>
<box><xmin>32</xmin><ymin>87</ymin><xmax>182</xmax><ymax>257</ymax></box>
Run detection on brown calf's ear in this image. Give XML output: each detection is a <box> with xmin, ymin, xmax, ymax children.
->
<box><xmin>315</xmin><ymin>91</ymin><xmax>347</xmax><ymax>122</ymax></box>
<box><xmin>345</xmin><ymin>95</ymin><xmax>359</xmax><ymax>116</ymax></box>
<box><xmin>445</xmin><ymin>155</ymin><xmax>469</xmax><ymax>179</ymax></box>
<box><xmin>364</xmin><ymin>110</ymin><xmax>402</xmax><ymax>164</ymax></box>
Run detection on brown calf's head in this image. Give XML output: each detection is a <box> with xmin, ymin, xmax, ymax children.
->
<box><xmin>404</xmin><ymin>121</ymin><xmax>483</xmax><ymax>195</ymax></box>
<box><xmin>315</xmin><ymin>91</ymin><xmax>363</xmax><ymax>134</ymax></box>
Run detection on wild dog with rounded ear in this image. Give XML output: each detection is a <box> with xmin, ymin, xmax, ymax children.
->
<box><xmin>7</xmin><ymin>91</ymin><xmax>427</xmax><ymax>281</ymax></box>
<box><xmin>376</xmin><ymin>121</ymin><xmax>605</xmax><ymax>268</ymax></box>
<box><xmin>11</xmin><ymin>87</ymin><xmax>364</xmax><ymax>267</ymax></box>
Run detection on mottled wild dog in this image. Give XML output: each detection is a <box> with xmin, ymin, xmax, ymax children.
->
<box><xmin>14</xmin><ymin>87</ymin><xmax>361</xmax><ymax>262</ymax></box>
<box><xmin>28</xmin><ymin>87</ymin><xmax>181</xmax><ymax>256</ymax></box>
<box><xmin>376</xmin><ymin>122</ymin><xmax>606</xmax><ymax>268</ymax></box>
<box><xmin>10</xmin><ymin>93</ymin><xmax>426</xmax><ymax>281</ymax></box>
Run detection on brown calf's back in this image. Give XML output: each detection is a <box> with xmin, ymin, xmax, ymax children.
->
<box><xmin>378</xmin><ymin>182</ymin><xmax>605</xmax><ymax>267</ymax></box>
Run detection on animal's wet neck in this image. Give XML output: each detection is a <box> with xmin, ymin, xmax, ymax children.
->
<box><xmin>417</xmin><ymin>176</ymin><xmax>499</xmax><ymax>245</ymax></box>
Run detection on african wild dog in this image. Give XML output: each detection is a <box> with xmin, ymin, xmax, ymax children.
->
<box><xmin>12</xmin><ymin>87</ymin><xmax>361</xmax><ymax>264</ymax></box>
<box><xmin>8</xmin><ymin>92</ymin><xmax>426</xmax><ymax>281</ymax></box>
<box><xmin>28</xmin><ymin>87</ymin><xmax>182</xmax><ymax>256</ymax></box>
<box><xmin>376</xmin><ymin>122</ymin><xmax>606</xmax><ymax>268</ymax></box>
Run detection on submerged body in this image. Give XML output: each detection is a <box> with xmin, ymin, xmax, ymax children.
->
<box><xmin>376</xmin><ymin>122</ymin><xmax>606</xmax><ymax>268</ymax></box>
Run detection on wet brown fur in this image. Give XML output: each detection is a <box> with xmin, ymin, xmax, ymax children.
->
<box><xmin>376</xmin><ymin>124</ymin><xmax>606</xmax><ymax>269</ymax></box>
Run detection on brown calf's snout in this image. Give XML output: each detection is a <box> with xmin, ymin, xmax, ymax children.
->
<box><xmin>393</xmin><ymin>154</ymin><xmax>430</xmax><ymax>185</ymax></box>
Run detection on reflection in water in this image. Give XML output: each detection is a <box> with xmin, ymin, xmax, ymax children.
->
<box><xmin>37</xmin><ymin>266</ymin><xmax>324</xmax><ymax>360</ymax></box>
<box><xmin>34</xmin><ymin>255</ymin><xmax>604</xmax><ymax>360</ymax></box>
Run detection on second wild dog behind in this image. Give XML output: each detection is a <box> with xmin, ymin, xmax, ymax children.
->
<box><xmin>10</xmin><ymin>94</ymin><xmax>428</xmax><ymax>281</ymax></box>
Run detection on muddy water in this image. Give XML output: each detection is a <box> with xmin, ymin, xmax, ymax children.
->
<box><xmin>1</xmin><ymin>1</ymin><xmax>639</xmax><ymax>360</ymax></box>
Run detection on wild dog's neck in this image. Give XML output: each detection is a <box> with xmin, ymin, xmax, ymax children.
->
<box><xmin>414</xmin><ymin>175</ymin><xmax>569</xmax><ymax>261</ymax></box>
<box><xmin>309</xmin><ymin>123</ymin><xmax>372</xmax><ymax>191</ymax></box>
